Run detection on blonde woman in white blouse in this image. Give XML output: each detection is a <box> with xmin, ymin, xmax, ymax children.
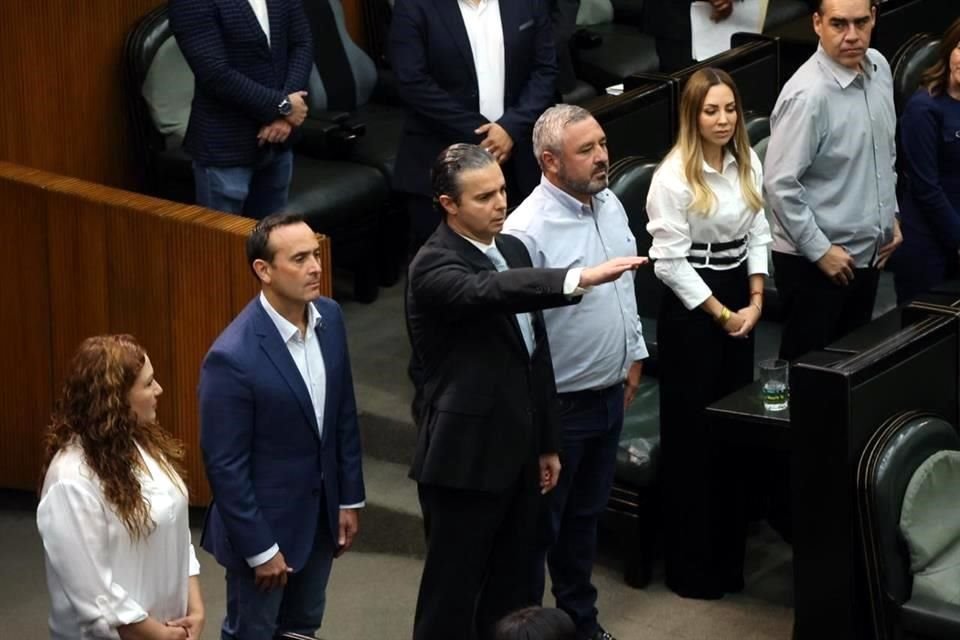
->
<box><xmin>37</xmin><ymin>335</ymin><xmax>203</xmax><ymax>640</ymax></box>
<box><xmin>646</xmin><ymin>67</ymin><xmax>771</xmax><ymax>601</ymax></box>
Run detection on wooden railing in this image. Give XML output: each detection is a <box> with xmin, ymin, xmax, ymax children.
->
<box><xmin>0</xmin><ymin>161</ymin><xmax>332</xmax><ymax>504</ymax></box>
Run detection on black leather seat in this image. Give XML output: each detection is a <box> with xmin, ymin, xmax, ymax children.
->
<box><xmin>574</xmin><ymin>0</ymin><xmax>660</xmax><ymax>92</ymax></box>
<box><xmin>605</xmin><ymin>156</ymin><xmax>662</xmax><ymax>588</ymax></box>
<box><xmin>857</xmin><ymin>411</ymin><xmax>960</xmax><ymax>639</ymax></box>
<box><xmin>609</xmin><ymin>156</ymin><xmax>662</xmax><ymax>362</ymax></box>
<box><xmin>892</xmin><ymin>33</ymin><xmax>940</xmax><ymax>115</ymax></box>
<box><xmin>744</xmin><ymin>111</ymin><xmax>770</xmax><ymax>146</ymax></box>
<box><xmin>763</xmin><ymin>0</ymin><xmax>810</xmax><ymax>31</ymax></box>
<box><xmin>124</xmin><ymin>4</ymin><xmax>390</xmax><ymax>302</ymax></box>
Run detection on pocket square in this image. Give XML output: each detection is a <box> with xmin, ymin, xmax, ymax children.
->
<box><xmin>518</xmin><ymin>19</ymin><xmax>534</xmax><ymax>31</ymax></box>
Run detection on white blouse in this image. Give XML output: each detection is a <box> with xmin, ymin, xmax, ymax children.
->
<box><xmin>646</xmin><ymin>147</ymin><xmax>772</xmax><ymax>310</ymax></box>
<box><xmin>37</xmin><ymin>443</ymin><xmax>200</xmax><ymax>640</ymax></box>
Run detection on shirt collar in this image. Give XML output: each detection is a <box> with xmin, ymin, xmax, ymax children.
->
<box><xmin>702</xmin><ymin>149</ymin><xmax>738</xmax><ymax>175</ymax></box>
<box><xmin>457</xmin><ymin>232</ymin><xmax>497</xmax><ymax>254</ymax></box>
<box><xmin>815</xmin><ymin>43</ymin><xmax>875</xmax><ymax>89</ymax></box>
<box><xmin>539</xmin><ymin>174</ymin><xmax>608</xmax><ymax>217</ymax></box>
<box><xmin>259</xmin><ymin>291</ymin><xmax>321</xmax><ymax>343</ymax></box>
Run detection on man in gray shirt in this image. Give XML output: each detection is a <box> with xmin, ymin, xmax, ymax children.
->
<box><xmin>764</xmin><ymin>0</ymin><xmax>902</xmax><ymax>362</ymax></box>
<box><xmin>504</xmin><ymin>104</ymin><xmax>647</xmax><ymax>640</ymax></box>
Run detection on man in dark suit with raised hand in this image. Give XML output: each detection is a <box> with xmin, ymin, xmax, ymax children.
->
<box><xmin>169</xmin><ymin>0</ymin><xmax>313</xmax><ymax>219</ymax></box>
<box><xmin>406</xmin><ymin>143</ymin><xmax>646</xmax><ymax>640</ymax></box>
<box><xmin>389</xmin><ymin>0</ymin><xmax>557</xmax><ymax>248</ymax></box>
<box><xmin>199</xmin><ymin>213</ymin><xmax>364</xmax><ymax>639</ymax></box>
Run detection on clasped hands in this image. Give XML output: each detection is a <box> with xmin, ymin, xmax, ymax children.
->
<box><xmin>257</xmin><ymin>90</ymin><xmax>309</xmax><ymax>147</ymax></box>
<box><xmin>719</xmin><ymin>303</ymin><xmax>761</xmax><ymax>338</ymax></box>
<box><xmin>475</xmin><ymin>122</ymin><xmax>514</xmax><ymax>164</ymax></box>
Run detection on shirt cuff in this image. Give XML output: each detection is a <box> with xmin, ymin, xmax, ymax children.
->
<box><xmin>246</xmin><ymin>544</ymin><xmax>279</xmax><ymax>568</ymax></box>
<box><xmin>339</xmin><ymin>501</ymin><xmax>365</xmax><ymax>509</ymax></box>
<box><xmin>188</xmin><ymin>544</ymin><xmax>201</xmax><ymax>577</ymax></box>
<box><xmin>563</xmin><ymin>267</ymin><xmax>590</xmax><ymax>296</ymax></box>
<box><xmin>797</xmin><ymin>232</ymin><xmax>832</xmax><ymax>264</ymax></box>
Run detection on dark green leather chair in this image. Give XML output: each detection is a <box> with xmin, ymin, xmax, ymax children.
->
<box><xmin>857</xmin><ymin>411</ymin><xmax>960</xmax><ymax>639</ymax></box>
<box><xmin>606</xmin><ymin>156</ymin><xmax>661</xmax><ymax>587</ymax></box>
<box><xmin>891</xmin><ymin>33</ymin><xmax>940</xmax><ymax>116</ymax></box>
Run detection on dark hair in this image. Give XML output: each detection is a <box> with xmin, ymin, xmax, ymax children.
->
<box><xmin>920</xmin><ymin>17</ymin><xmax>960</xmax><ymax>96</ymax></box>
<box><xmin>245</xmin><ymin>212</ymin><xmax>307</xmax><ymax>275</ymax></box>
<box><xmin>431</xmin><ymin>143</ymin><xmax>497</xmax><ymax>214</ymax></box>
<box><xmin>494</xmin><ymin>607</ymin><xmax>576</xmax><ymax>640</ymax></box>
<box><xmin>813</xmin><ymin>0</ymin><xmax>875</xmax><ymax>14</ymax></box>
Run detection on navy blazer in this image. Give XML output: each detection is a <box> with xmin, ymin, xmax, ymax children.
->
<box><xmin>199</xmin><ymin>297</ymin><xmax>364</xmax><ymax>572</ymax></box>
<box><xmin>388</xmin><ymin>0</ymin><xmax>558</xmax><ymax>197</ymax></box>
<box><xmin>168</xmin><ymin>0</ymin><xmax>313</xmax><ymax>167</ymax></box>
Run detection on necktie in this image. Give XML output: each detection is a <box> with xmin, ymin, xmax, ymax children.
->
<box><xmin>486</xmin><ymin>245</ymin><xmax>536</xmax><ymax>356</ymax></box>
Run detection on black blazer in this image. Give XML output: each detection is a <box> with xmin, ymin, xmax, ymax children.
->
<box><xmin>388</xmin><ymin>0</ymin><xmax>558</xmax><ymax>197</ymax></box>
<box><xmin>169</xmin><ymin>0</ymin><xmax>313</xmax><ymax>166</ymax></box>
<box><xmin>406</xmin><ymin>223</ymin><xmax>578</xmax><ymax>492</ymax></box>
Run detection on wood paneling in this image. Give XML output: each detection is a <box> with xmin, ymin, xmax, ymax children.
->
<box><xmin>0</xmin><ymin>0</ymin><xmax>366</xmax><ymax>189</ymax></box>
<box><xmin>0</xmin><ymin>161</ymin><xmax>333</xmax><ymax>504</ymax></box>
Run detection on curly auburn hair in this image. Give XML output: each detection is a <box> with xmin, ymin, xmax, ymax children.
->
<box><xmin>40</xmin><ymin>335</ymin><xmax>187</xmax><ymax>540</ymax></box>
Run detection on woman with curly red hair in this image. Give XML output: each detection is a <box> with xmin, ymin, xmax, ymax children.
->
<box><xmin>37</xmin><ymin>335</ymin><xmax>204</xmax><ymax>640</ymax></box>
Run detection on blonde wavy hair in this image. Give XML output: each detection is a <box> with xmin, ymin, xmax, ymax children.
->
<box><xmin>40</xmin><ymin>335</ymin><xmax>187</xmax><ymax>540</ymax></box>
<box><xmin>673</xmin><ymin>68</ymin><xmax>763</xmax><ymax>216</ymax></box>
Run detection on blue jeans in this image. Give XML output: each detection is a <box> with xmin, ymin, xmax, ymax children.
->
<box><xmin>221</xmin><ymin>519</ymin><xmax>335</xmax><ymax>639</ymax></box>
<box><xmin>193</xmin><ymin>149</ymin><xmax>293</xmax><ymax>219</ymax></box>
<box><xmin>532</xmin><ymin>384</ymin><xmax>624</xmax><ymax>637</ymax></box>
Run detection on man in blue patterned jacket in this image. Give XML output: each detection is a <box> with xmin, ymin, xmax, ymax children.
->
<box><xmin>169</xmin><ymin>0</ymin><xmax>313</xmax><ymax>219</ymax></box>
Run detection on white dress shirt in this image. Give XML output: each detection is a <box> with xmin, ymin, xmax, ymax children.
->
<box><xmin>38</xmin><ymin>444</ymin><xmax>200</xmax><ymax>640</ymax></box>
<box><xmin>646</xmin><ymin>148</ymin><xmax>772</xmax><ymax>310</ymax></box>
<box><xmin>457</xmin><ymin>0</ymin><xmax>506</xmax><ymax>122</ymax></box>
<box><xmin>251</xmin><ymin>294</ymin><xmax>363</xmax><ymax>568</ymax></box>
<box><xmin>505</xmin><ymin>177</ymin><xmax>648</xmax><ymax>393</ymax></box>
<box><xmin>248</xmin><ymin>0</ymin><xmax>271</xmax><ymax>44</ymax></box>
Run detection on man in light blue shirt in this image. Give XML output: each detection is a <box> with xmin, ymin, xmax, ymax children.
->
<box><xmin>504</xmin><ymin>104</ymin><xmax>647</xmax><ymax>640</ymax></box>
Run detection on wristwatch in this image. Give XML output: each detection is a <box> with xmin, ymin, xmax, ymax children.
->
<box><xmin>278</xmin><ymin>97</ymin><xmax>292</xmax><ymax>116</ymax></box>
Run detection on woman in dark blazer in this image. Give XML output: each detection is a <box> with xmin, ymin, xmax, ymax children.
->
<box><xmin>891</xmin><ymin>18</ymin><xmax>960</xmax><ymax>303</ymax></box>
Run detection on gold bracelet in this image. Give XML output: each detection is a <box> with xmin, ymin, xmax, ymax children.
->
<box><xmin>750</xmin><ymin>290</ymin><xmax>764</xmax><ymax>297</ymax></box>
<box><xmin>717</xmin><ymin>306</ymin><xmax>732</xmax><ymax>325</ymax></box>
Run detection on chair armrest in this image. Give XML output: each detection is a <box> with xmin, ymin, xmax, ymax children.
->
<box><xmin>296</xmin><ymin>112</ymin><xmax>366</xmax><ymax>159</ymax></box>
<box><xmin>901</xmin><ymin>595</ymin><xmax>960</xmax><ymax>638</ymax></box>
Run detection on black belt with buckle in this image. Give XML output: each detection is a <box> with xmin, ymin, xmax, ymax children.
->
<box><xmin>688</xmin><ymin>236</ymin><xmax>747</xmax><ymax>265</ymax></box>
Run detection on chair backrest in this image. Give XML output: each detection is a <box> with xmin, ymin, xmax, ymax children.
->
<box><xmin>608</xmin><ymin>156</ymin><xmax>663</xmax><ymax>316</ymax></box>
<box><xmin>304</xmin><ymin>0</ymin><xmax>378</xmax><ymax>112</ymax></box>
<box><xmin>743</xmin><ymin>111</ymin><xmax>770</xmax><ymax>147</ymax></box>
<box><xmin>857</xmin><ymin>411</ymin><xmax>960</xmax><ymax>639</ymax></box>
<box><xmin>891</xmin><ymin>33</ymin><xmax>939</xmax><ymax>115</ymax></box>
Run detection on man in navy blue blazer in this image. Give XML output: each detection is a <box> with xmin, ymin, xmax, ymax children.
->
<box><xmin>199</xmin><ymin>213</ymin><xmax>365</xmax><ymax>639</ymax></box>
<box><xmin>388</xmin><ymin>0</ymin><xmax>558</xmax><ymax>249</ymax></box>
<box><xmin>169</xmin><ymin>0</ymin><xmax>313</xmax><ymax>219</ymax></box>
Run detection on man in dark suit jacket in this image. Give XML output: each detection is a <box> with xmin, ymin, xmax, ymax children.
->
<box><xmin>407</xmin><ymin>144</ymin><xmax>645</xmax><ymax>640</ymax></box>
<box><xmin>388</xmin><ymin>0</ymin><xmax>558</xmax><ymax>249</ymax></box>
<box><xmin>199</xmin><ymin>213</ymin><xmax>364</xmax><ymax>639</ymax></box>
<box><xmin>169</xmin><ymin>0</ymin><xmax>313</xmax><ymax>219</ymax></box>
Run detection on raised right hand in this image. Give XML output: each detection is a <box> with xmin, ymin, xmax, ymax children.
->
<box><xmin>285</xmin><ymin>91</ymin><xmax>309</xmax><ymax>127</ymax></box>
<box><xmin>254</xmin><ymin>551</ymin><xmax>292</xmax><ymax>592</ymax></box>
<box><xmin>579</xmin><ymin>256</ymin><xmax>648</xmax><ymax>287</ymax></box>
<box><xmin>816</xmin><ymin>245</ymin><xmax>855</xmax><ymax>286</ymax></box>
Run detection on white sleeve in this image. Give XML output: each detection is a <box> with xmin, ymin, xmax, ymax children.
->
<box><xmin>37</xmin><ymin>481</ymin><xmax>148</xmax><ymax>638</ymax></box>
<box><xmin>646</xmin><ymin>171</ymin><xmax>713</xmax><ymax>310</ymax></box>
<box><xmin>747</xmin><ymin>156</ymin><xmax>772</xmax><ymax>276</ymax></box>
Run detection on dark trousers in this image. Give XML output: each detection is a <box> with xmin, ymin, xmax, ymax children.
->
<box><xmin>221</xmin><ymin>499</ymin><xmax>334</xmax><ymax>639</ymax></box>
<box><xmin>531</xmin><ymin>384</ymin><xmax>624</xmax><ymax>638</ymax></box>
<box><xmin>413</xmin><ymin>464</ymin><xmax>539</xmax><ymax>640</ymax></box>
<box><xmin>772</xmin><ymin>252</ymin><xmax>881</xmax><ymax>362</ymax></box>
<box><xmin>657</xmin><ymin>265</ymin><xmax>752</xmax><ymax>596</ymax></box>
